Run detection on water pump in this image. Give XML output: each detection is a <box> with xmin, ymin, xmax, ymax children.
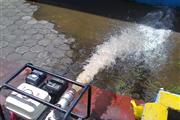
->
<box><xmin>0</xmin><ymin>63</ymin><xmax>91</xmax><ymax>120</ymax></box>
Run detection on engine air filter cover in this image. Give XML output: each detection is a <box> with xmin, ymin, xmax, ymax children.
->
<box><xmin>5</xmin><ymin>83</ymin><xmax>51</xmax><ymax>120</ymax></box>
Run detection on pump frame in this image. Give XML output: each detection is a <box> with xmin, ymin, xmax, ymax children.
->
<box><xmin>0</xmin><ymin>63</ymin><xmax>92</xmax><ymax>120</ymax></box>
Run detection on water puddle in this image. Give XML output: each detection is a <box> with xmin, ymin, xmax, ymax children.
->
<box><xmin>32</xmin><ymin>0</ymin><xmax>180</xmax><ymax>101</ymax></box>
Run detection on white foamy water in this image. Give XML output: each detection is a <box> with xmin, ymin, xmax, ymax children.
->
<box><xmin>72</xmin><ymin>9</ymin><xmax>173</xmax><ymax>91</ymax></box>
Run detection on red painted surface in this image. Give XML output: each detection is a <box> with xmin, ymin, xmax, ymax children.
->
<box><xmin>0</xmin><ymin>58</ymin><xmax>27</xmax><ymax>106</ymax></box>
<box><xmin>74</xmin><ymin>86</ymin><xmax>144</xmax><ymax>120</ymax></box>
<box><xmin>0</xmin><ymin>58</ymin><xmax>144</xmax><ymax>120</ymax></box>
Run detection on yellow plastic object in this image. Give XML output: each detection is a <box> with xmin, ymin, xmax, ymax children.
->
<box><xmin>156</xmin><ymin>90</ymin><xmax>180</xmax><ymax>110</ymax></box>
<box><xmin>130</xmin><ymin>100</ymin><xmax>144</xmax><ymax>119</ymax></box>
<box><xmin>142</xmin><ymin>103</ymin><xmax>168</xmax><ymax>120</ymax></box>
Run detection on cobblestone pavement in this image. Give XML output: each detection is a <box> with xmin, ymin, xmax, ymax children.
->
<box><xmin>0</xmin><ymin>0</ymin><xmax>75</xmax><ymax>75</ymax></box>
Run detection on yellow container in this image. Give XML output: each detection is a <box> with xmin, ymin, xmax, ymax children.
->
<box><xmin>156</xmin><ymin>90</ymin><xmax>180</xmax><ymax>110</ymax></box>
<box><xmin>142</xmin><ymin>103</ymin><xmax>168</xmax><ymax>120</ymax></box>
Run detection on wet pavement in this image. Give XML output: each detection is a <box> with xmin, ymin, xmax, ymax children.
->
<box><xmin>0</xmin><ymin>0</ymin><xmax>74</xmax><ymax>76</ymax></box>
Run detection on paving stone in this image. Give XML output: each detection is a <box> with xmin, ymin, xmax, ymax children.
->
<box><xmin>15</xmin><ymin>46</ymin><xmax>29</xmax><ymax>54</ymax></box>
<box><xmin>17</xmin><ymin>59</ymin><xmax>31</xmax><ymax>65</ymax></box>
<box><xmin>13</xmin><ymin>8</ymin><xmax>21</xmax><ymax>13</ymax></box>
<box><xmin>45</xmin><ymin>57</ymin><xmax>59</xmax><ymax>67</ymax></box>
<box><xmin>20</xmin><ymin>35</ymin><xmax>31</xmax><ymax>41</ymax></box>
<box><xmin>25</xmin><ymin>29</ymin><xmax>38</xmax><ymax>35</ymax></box>
<box><xmin>7</xmin><ymin>25</ymin><xmax>19</xmax><ymax>33</ymax></box>
<box><xmin>22</xmin><ymin>16</ymin><xmax>32</xmax><ymax>21</ymax></box>
<box><xmin>52</xmin><ymin>38</ymin><xmax>65</xmax><ymax>46</ymax></box>
<box><xmin>5</xmin><ymin>10</ymin><xmax>16</xmax><ymax>17</ymax></box>
<box><xmin>6</xmin><ymin>19</ymin><xmax>14</xmax><ymax>25</ymax></box>
<box><xmin>27</xmin><ymin>19</ymin><xmax>37</xmax><ymax>24</ymax></box>
<box><xmin>39</xmin><ymin>29</ymin><xmax>51</xmax><ymax>35</ymax></box>
<box><xmin>45</xmin><ymin>44</ymin><xmax>55</xmax><ymax>52</ymax></box>
<box><xmin>58</xmin><ymin>34</ymin><xmax>66</xmax><ymax>40</ymax></box>
<box><xmin>7</xmin><ymin>5</ymin><xmax>16</xmax><ymax>9</ymax></box>
<box><xmin>0</xmin><ymin>25</ymin><xmax>7</xmax><ymax>30</ymax></box>
<box><xmin>65</xmin><ymin>50</ymin><xmax>73</xmax><ymax>57</ymax></box>
<box><xmin>45</xmin><ymin>33</ymin><xmax>58</xmax><ymax>40</ymax></box>
<box><xmin>0</xmin><ymin>17</ymin><xmax>8</xmax><ymax>23</ymax></box>
<box><xmin>29</xmin><ymin>5</ymin><xmax>38</xmax><ymax>11</ymax></box>
<box><xmin>0</xmin><ymin>41</ymin><xmax>9</xmax><ymax>48</ymax></box>
<box><xmin>1</xmin><ymin>0</ymin><xmax>74</xmax><ymax>69</ymax></box>
<box><xmin>41</xmin><ymin>65</ymin><xmax>52</xmax><ymax>72</ymax></box>
<box><xmin>12</xmin><ymin>29</ymin><xmax>24</xmax><ymax>35</ymax></box>
<box><xmin>43</xmin><ymin>23</ymin><xmax>54</xmax><ymax>29</ymax></box>
<box><xmin>52</xmin><ymin>49</ymin><xmax>66</xmax><ymax>58</ymax></box>
<box><xmin>23</xmin><ymin>3</ymin><xmax>31</xmax><ymax>7</ymax></box>
<box><xmin>10</xmin><ymin>16</ymin><xmax>20</xmax><ymax>21</ymax></box>
<box><xmin>23</xmin><ymin>39</ymin><xmax>37</xmax><ymax>47</ymax></box>
<box><xmin>23</xmin><ymin>8</ymin><xmax>33</xmax><ymax>13</ymax></box>
<box><xmin>1</xmin><ymin>47</ymin><xmax>15</xmax><ymax>58</ymax></box>
<box><xmin>60</xmin><ymin>57</ymin><xmax>73</xmax><ymax>65</ymax></box>
<box><xmin>15</xmin><ymin>20</ymin><xmax>26</xmax><ymax>26</ymax></box>
<box><xmin>7</xmin><ymin>52</ymin><xmax>21</xmax><ymax>61</ymax></box>
<box><xmin>19</xmin><ymin>24</ymin><xmax>32</xmax><ymax>30</ymax></box>
<box><xmin>9</xmin><ymin>40</ymin><xmax>23</xmax><ymax>48</ymax></box>
<box><xmin>38</xmin><ymin>51</ymin><xmax>49</xmax><ymax>59</ymax></box>
<box><xmin>38</xmin><ymin>20</ymin><xmax>48</xmax><ymax>24</ymax></box>
<box><xmin>23</xmin><ymin>12</ymin><xmax>33</xmax><ymax>16</ymax></box>
<box><xmin>52</xmin><ymin>68</ymin><xmax>68</xmax><ymax>76</ymax></box>
<box><xmin>16</xmin><ymin>12</ymin><xmax>26</xmax><ymax>17</ymax></box>
<box><xmin>32</xmin><ymin>34</ymin><xmax>44</xmax><ymax>40</ymax></box>
<box><xmin>34</xmin><ymin>58</ymin><xmax>46</xmax><ymax>67</ymax></box>
<box><xmin>67</xmin><ymin>38</ymin><xmax>75</xmax><ymax>44</ymax></box>
<box><xmin>59</xmin><ymin>44</ymin><xmax>70</xmax><ymax>51</ymax></box>
<box><xmin>13</xmin><ymin>36</ymin><xmax>25</xmax><ymax>43</ymax></box>
<box><xmin>31</xmin><ymin>23</ymin><xmax>44</xmax><ymax>29</ymax></box>
<box><xmin>51</xmin><ymin>29</ymin><xmax>58</xmax><ymax>34</ymax></box>
<box><xmin>38</xmin><ymin>39</ymin><xmax>51</xmax><ymax>46</ymax></box>
<box><xmin>22</xmin><ymin>52</ymin><xmax>38</xmax><ymax>60</ymax></box>
<box><xmin>1</xmin><ymin>30</ymin><xmax>8</xmax><ymax>37</ymax></box>
<box><xmin>30</xmin><ymin>45</ymin><xmax>44</xmax><ymax>53</ymax></box>
<box><xmin>5</xmin><ymin>35</ymin><xmax>17</xmax><ymax>42</ymax></box>
<box><xmin>0</xmin><ymin>36</ymin><xmax>4</xmax><ymax>42</ymax></box>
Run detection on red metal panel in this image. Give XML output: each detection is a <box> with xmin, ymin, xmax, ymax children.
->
<box><xmin>74</xmin><ymin>86</ymin><xmax>144</xmax><ymax>120</ymax></box>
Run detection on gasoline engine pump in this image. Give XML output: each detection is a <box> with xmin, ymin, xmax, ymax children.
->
<box><xmin>0</xmin><ymin>63</ymin><xmax>91</xmax><ymax>120</ymax></box>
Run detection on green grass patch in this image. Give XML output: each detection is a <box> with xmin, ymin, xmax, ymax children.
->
<box><xmin>166</xmin><ymin>86</ymin><xmax>180</xmax><ymax>95</ymax></box>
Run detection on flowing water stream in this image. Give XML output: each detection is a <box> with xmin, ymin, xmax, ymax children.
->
<box><xmin>32</xmin><ymin>0</ymin><xmax>180</xmax><ymax>101</ymax></box>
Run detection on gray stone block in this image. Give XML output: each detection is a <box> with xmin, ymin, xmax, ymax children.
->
<box><xmin>7</xmin><ymin>52</ymin><xmax>22</xmax><ymax>61</ymax></box>
<box><xmin>32</xmin><ymin>34</ymin><xmax>44</xmax><ymax>40</ymax></box>
<box><xmin>22</xmin><ymin>16</ymin><xmax>32</xmax><ymax>21</ymax></box>
<box><xmin>30</xmin><ymin>45</ymin><xmax>44</xmax><ymax>52</ymax></box>
<box><xmin>0</xmin><ymin>41</ymin><xmax>9</xmax><ymax>48</ymax></box>
<box><xmin>22</xmin><ymin>52</ymin><xmax>38</xmax><ymax>60</ymax></box>
<box><xmin>38</xmin><ymin>39</ymin><xmax>51</xmax><ymax>46</ymax></box>
<box><xmin>23</xmin><ymin>39</ymin><xmax>37</xmax><ymax>47</ymax></box>
<box><xmin>15</xmin><ymin>46</ymin><xmax>29</xmax><ymax>54</ymax></box>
